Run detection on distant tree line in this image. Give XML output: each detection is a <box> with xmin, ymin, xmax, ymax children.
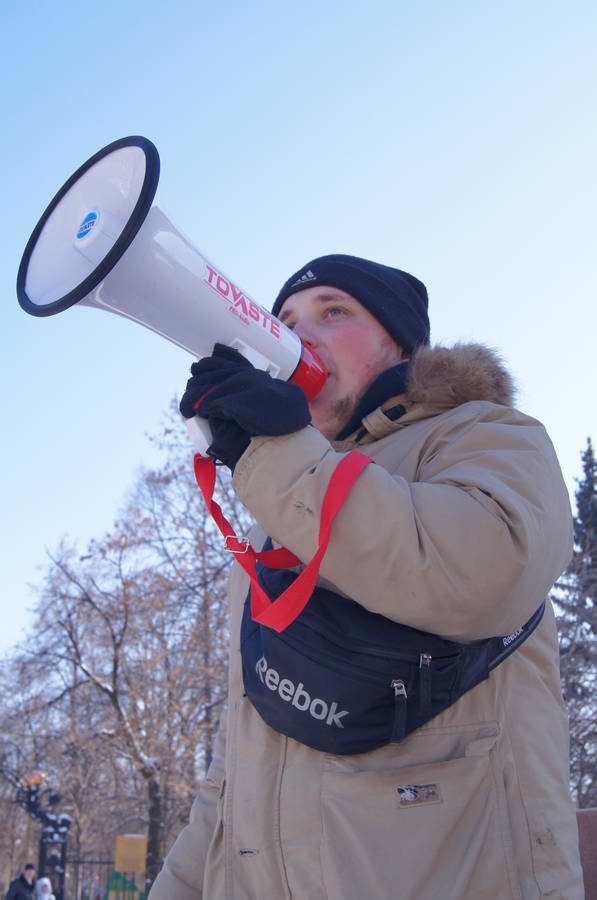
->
<box><xmin>0</xmin><ymin>402</ymin><xmax>250</xmax><ymax>892</ymax></box>
<box><xmin>0</xmin><ymin>409</ymin><xmax>595</xmax><ymax>894</ymax></box>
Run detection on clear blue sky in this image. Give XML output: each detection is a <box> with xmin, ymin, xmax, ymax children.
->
<box><xmin>1</xmin><ymin>1</ymin><xmax>596</xmax><ymax>652</ymax></box>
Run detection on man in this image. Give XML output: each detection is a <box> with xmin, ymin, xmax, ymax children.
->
<box><xmin>149</xmin><ymin>255</ymin><xmax>584</xmax><ymax>898</ymax></box>
<box><xmin>5</xmin><ymin>864</ymin><xmax>35</xmax><ymax>900</ymax></box>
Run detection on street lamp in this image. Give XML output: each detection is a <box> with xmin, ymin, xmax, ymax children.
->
<box><xmin>15</xmin><ymin>772</ymin><xmax>72</xmax><ymax>900</ymax></box>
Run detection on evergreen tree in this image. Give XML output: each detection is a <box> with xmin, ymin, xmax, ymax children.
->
<box><xmin>556</xmin><ymin>438</ymin><xmax>597</xmax><ymax>806</ymax></box>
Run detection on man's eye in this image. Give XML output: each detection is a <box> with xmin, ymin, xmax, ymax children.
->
<box><xmin>325</xmin><ymin>306</ymin><xmax>346</xmax><ymax>319</ymax></box>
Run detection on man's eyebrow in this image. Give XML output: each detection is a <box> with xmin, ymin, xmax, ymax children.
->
<box><xmin>278</xmin><ymin>292</ymin><xmax>351</xmax><ymax>322</ymax></box>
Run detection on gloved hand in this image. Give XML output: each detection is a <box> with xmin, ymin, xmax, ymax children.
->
<box><xmin>180</xmin><ymin>343</ymin><xmax>311</xmax><ymax>470</ymax></box>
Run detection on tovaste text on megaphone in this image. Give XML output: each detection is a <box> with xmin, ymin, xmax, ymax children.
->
<box><xmin>203</xmin><ymin>264</ymin><xmax>281</xmax><ymax>337</ymax></box>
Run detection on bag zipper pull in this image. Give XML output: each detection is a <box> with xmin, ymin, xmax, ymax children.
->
<box><xmin>419</xmin><ymin>653</ymin><xmax>432</xmax><ymax>714</ymax></box>
<box><xmin>390</xmin><ymin>679</ymin><xmax>407</xmax><ymax>742</ymax></box>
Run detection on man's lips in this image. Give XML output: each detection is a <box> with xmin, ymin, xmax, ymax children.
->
<box><xmin>310</xmin><ymin>371</ymin><xmax>336</xmax><ymax>403</ymax></box>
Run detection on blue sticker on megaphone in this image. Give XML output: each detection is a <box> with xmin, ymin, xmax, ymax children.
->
<box><xmin>76</xmin><ymin>211</ymin><xmax>98</xmax><ymax>240</ymax></box>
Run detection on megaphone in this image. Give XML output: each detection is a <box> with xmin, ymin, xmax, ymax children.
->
<box><xmin>16</xmin><ymin>135</ymin><xmax>326</xmax><ymax>453</ymax></box>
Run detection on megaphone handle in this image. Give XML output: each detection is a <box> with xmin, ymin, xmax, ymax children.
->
<box><xmin>185</xmin><ymin>416</ymin><xmax>214</xmax><ymax>456</ymax></box>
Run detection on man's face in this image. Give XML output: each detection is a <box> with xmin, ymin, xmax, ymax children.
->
<box><xmin>278</xmin><ymin>286</ymin><xmax>406</xmax><ymax>440</ymax></box>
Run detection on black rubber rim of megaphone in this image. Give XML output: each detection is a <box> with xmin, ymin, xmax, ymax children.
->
<box><xmin>16</xmin><ymin>135</ymin><xmax>160</xmax><ymax>317</ymax></box>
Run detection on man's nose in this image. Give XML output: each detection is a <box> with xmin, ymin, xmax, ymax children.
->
<box><xmin>293</xmin><ymin>318</ymin><xmax>319</xmax><ymax>347</ymax></box>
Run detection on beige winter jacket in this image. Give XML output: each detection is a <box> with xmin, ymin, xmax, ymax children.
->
<box><xmin>150</xmin><ymin>344</ymin><xmax>584</xmax><ymax>899</ymax></box>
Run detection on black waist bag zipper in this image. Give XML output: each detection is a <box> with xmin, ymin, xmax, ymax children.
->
<box><xmin>240</xmin><ymin>551</ymin><xmax>545</xmax><ymax>755</ymax></box>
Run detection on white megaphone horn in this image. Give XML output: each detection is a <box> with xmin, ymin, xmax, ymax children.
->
<box><xmin>16</xmin><ymin>135</ymin><xmax>327</xmax><ymax>454</ymax></box>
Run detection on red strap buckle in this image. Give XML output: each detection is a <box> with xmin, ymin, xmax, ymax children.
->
<box><xmin>224</xmin><ymin>534</ymin><xmax>250</xmax><ymax>554</ymax></box>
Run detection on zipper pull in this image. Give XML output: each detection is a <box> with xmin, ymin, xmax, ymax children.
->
<box><xmin>419</xmin><ymin>653</ymin><xmax>432</xmax><ymax>714</ymax></box>
<box><xmin>390</xmin><ymin>679</ymin><xmax>407</xmax><ymax>742</ymax></box>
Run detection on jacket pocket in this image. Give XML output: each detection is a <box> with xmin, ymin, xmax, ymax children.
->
<box><xmin>319</xmin><ymin>725</ymin><xmax>522</xmax><ymax>900</ymax></box>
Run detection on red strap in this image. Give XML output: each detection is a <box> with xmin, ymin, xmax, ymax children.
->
<box><xmin>193</xmin><ymin>450</ymin><xmax>372</xmax><ymax>632</ymax></box>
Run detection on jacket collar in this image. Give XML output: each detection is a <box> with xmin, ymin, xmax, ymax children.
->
<box><xmin>334</xmin><ymin>362</ymin><xmax>410</xmax><ymax>441</ymax></box>
<box><xmin>332</xmin><ymin>343</ymin><xmax>515</xmax><ymax>450</ymax></box>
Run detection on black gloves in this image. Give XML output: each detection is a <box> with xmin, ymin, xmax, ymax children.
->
<box><xmin>180</xmin><ymin>344</ymin><xmax>312</xmax><ymax>471</ymax></box>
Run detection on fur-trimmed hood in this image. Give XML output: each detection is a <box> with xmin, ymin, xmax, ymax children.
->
<box><xmin>336</xmin><ymin>343</ymin><xmax>516</xmax><ymax>447</ymax></box>
<box><xmin>405</xmin><ymin>342</ymin><xmax>515</xmax><ymax>410</ymax></box>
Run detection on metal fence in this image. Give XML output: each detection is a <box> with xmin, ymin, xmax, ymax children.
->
<box><xmin>62</xmin><ymin>860</ymin><xmax>145</xmax><ymax>900</ymax></box>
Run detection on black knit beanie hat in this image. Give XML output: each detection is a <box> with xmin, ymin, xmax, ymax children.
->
<box><xmin>272</xmin><ymin>254</ymin><xmax>430</xmax><ymax>354</ymax></box>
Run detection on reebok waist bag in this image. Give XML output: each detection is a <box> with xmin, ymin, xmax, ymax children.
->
<box><xmin>240</xmin><ymin>562</ymin><xmax>545</xmax><ymax>755</ymax></box>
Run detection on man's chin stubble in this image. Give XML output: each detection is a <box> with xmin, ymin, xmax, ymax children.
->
<box><xmin>317</xmin><ymin>394</ymin><xmax>358</xmax><ymax>440</ymax></box>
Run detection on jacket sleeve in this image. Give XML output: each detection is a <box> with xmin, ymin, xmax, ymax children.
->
<box><xmin>147</xmin><ymin>710</ymin><xmax>227</xmax><ymax>900</ymax></box>
<box><xmin>231</xmin><ymin>404</ymin><xmax>573</xmax><ymax>641</ymax></box>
